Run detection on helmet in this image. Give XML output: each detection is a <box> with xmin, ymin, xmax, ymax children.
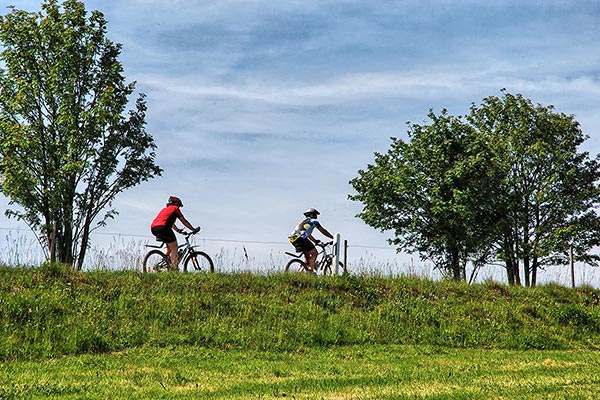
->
<box><xmin>168</xmin><ymin>196</ymin><xmax>183</xmax><ymax>207</ymax></box>
<box><xmin>303</xmin><ymin>208</ymin><xmax>320</xmax><ymax>217</ymax></box>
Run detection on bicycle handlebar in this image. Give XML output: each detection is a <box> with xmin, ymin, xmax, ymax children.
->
<box><xmin>180</xmin><ymin>227</ymin><xmax>201</xmax><ymax>236</ymax></box>
<box><xmin>316</xmin><ymin>240</ymin><xmax>334</xmax><ymax>247</ymax></box>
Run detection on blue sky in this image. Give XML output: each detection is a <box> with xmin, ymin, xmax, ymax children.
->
<box><xmin>1</xmin><ymin>1</ymin><xmax>600</xmax><ymax>273</ymax></box>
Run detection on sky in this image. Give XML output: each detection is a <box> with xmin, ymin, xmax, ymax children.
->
<box><xmin>1</xmin><ymin>1</ymin><xmax>600</xmax><ymax>278</ymax></box>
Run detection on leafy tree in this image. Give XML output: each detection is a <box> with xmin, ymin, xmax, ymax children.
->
<box><xmin>469</xmin><ymin>93</ymin><xmax>600</xmax><ymax>286</ymax></box>
<box><xmin>352</xmin><ymin>92</ymin><xmax>600</xmax><ymax>285</ymax></box>
<box><xmin>0</xmin><ymin>0</ymin><xmax>162</xmax><ymax>269</ymax></box>
<box><xmin>350</xmin><ymin>110</ymin><xmax>505</xmax><ymax>280</ymax></box>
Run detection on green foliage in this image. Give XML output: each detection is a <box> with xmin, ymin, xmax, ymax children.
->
<box><xmin>2</xmin><ymin>267</ymin><xmax>600</xmax><ymax>362</ymax></box>
<box><xmin>351</xmin><ymin>92</ymin><xmax>600</xmax><ymax>285</ymax></box>
<box><xmin>0</xmin><ymin>0</ymin><xmax>162</xmax><ymax>269</ymax></box>
<box><xmin>469</xmin><ymin>92</ymin><xmax>600</xmax><ymax>286</ymax></box>
<box><xmin>350</xmin><ymin>109</ymin><xmax>505</xmax><ymax>280</ymax></box>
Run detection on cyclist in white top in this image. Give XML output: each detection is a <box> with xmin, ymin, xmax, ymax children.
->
<box><xmin>288</xmin><ymin>208</ymin><xmax>334</xmax><ymax>271</ymax></box>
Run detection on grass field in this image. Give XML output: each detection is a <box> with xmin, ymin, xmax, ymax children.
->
<box><xmin>2</xmin><ymin>345</ymin><xmax>600</xmax><ymax>399</ymax></box>
<box><xmin>2</xmin><ymin>265</ymin><xmax>600</xmax><ymax>398</ymax></box>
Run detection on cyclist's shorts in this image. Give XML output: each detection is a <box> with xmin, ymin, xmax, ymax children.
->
<box><xmin>292</xmin><ymin>237</ymin><xmax>315</xmax><ymax>253</ymax></box>
<box><xmin>151</xmin><ymin>225</ymin><xmax>176</xmax><ymax>243</ymax></box>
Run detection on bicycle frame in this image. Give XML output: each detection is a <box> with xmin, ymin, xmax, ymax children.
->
<box><xmin>285</xmin><ymin>241</ymin><xmax>336</xmax><ymax>273</ymax></box>
<box><xmin>150</xmin><ymin>228</ymin><xmax>197</xmax><ymax>250</ymax></box>
<box><xmin>143</xmin><ymin>229</ymin><xmax>213</xmax><ymax>272</ymax></box>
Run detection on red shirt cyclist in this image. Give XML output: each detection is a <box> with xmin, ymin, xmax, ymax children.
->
<box><xmin>150</xmin><ymin>196</ymin><xmax>199</xmax><ymax>267</ymax></box>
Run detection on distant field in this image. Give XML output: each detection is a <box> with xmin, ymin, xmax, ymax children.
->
<box><xmin>2</xmin><ymin>345</ymin><xmax>600</xmax><ymax>399</ymax></box>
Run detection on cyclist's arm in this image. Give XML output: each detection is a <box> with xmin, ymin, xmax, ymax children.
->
<box><xmin>317</xmin><ymin>225</ymin><xmax>334</xmax><ymax>240</ymax></box>
<box><xmin>175</xmin><ymin>210</ymin><xmax>196</xmax><ymax>231</ymax></box>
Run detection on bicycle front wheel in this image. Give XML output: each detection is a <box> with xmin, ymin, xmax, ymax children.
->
<box><xmin>183</xmin><ymin>251</ymin><xmax>214</xmax><ymax>273</ymax></box>
<box><xmin>142</xmin><ymin>250</ymin><xmax>169</xmax><ymax>273</ymax></box>
<box><xmin>322</xmin><ymin>260</ymin><xmax>344</xmax><ymax>276</ymax></box>
<box><xmin>285</xmin><ymin>258</ymin><xmax>310</xmax><ymax>273</ymax></box>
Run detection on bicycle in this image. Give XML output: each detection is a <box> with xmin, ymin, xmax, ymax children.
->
<box><xmin>284</xmin><ymin>241</ymin><xmax>343</xmax><ymax>275</ymax></box>
<box><xmin>142</xmin><ymin>229</ymin><xmax>214</xmax><ymax>273</ymax></box>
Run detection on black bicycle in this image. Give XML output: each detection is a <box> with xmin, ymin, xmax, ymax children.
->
<box><xmin>142</xmin><ymin>229</ymin><xmax>214</xmax><ymax>273</ymax></box>
<box><xmin>284</xmin><ymin>241</ymin><xmax>343</xmax><ymax>275</ymax></box>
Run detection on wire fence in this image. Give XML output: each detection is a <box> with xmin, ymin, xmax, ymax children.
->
<box><xmin>0</xmin><ymin>227</ymin><xmax>412</xmax><ymax>275</ymax></box>
<box><xmin>1</xmin><ymin>227</ymin><xmax>599</xmax><ymax>288</ymax></box>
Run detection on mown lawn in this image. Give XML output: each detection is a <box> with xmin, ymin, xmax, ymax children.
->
<box><xmin>2</xmin><ymin>344</ymin><xmax>600</xmax><ymax>399</ymax></box>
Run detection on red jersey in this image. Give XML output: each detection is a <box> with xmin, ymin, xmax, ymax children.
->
<box><xmin>151</xmin><ymin>204</ymin><xmax>182</xmax><ymax>228</ymax></box>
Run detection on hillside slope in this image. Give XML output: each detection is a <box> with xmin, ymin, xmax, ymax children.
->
<box><xmin>2</xmin><ymin>265</ymin><xmax>600</xmax><ymax>361</ymax></box>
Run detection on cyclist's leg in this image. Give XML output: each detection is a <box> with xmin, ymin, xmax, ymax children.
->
<box><xmin>152</xmin><ymin>226</ymin><xmax>178</xmax><ymax>267</ymax></box>
<box><xmin>304</xmin><ymin>248</ymin><xmax>318</xmax><ymax>271</ymax></box>
<box><xmin>166</xmin><ymin>240</ymin><xmax>179</xmax><ymax>266</ymax></box>
<box><xmin>293</xmin><ymin>237</ymin><xmax>317</xmax><ymax>270</ymax></box>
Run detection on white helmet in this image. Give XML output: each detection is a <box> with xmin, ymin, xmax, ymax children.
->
<box><xmin>303</xmin><ymin>208</ymin><xmax>320</xmax><ymax>217</ymax></box>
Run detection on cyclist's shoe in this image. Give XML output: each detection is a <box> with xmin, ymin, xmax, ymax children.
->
<box><xmin>192</xmin><ymin>226</ymin><xmax>201</xmax><ymax>234</ymax></box>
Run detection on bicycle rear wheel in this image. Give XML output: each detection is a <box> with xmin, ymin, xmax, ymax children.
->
<box><xmin>285</xmin><ymin>258</ymin><xmax>310</xmax><ymax>273</ymax></box>
<box><xmin>142</xmin><ymin>250</ymin><xmax>170</xmax><ymax>273</ymax></box>
<box><xmin>183</xmin><ymin>251</ymin><xmax>214</xmax><ymax>273</ymax></box>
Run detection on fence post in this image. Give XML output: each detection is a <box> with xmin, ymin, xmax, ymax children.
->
<box><xmin>343</xmin><ymin>239</ymin><xmax>348</xmax><ymax>275</ymax></box>
<box><xmin>334</xmin><ymin>233</ymin><xmax>341</xmax><ymax>275</ymax></box>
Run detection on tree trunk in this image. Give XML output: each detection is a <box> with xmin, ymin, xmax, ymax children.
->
<box><xmin>506</xmin><ymin>259</ymin><xmax>515</xmax><ymax>285</ymax></box>
<box><xmin>523</xmin><ymin>255</ymin><xmax>531</xmax><ymax>287</ymax></box>
<box><xmin>48</xmin><ymin>221</ymin><xmax>57</xmax><ymax>263</ymax></box>
<box><xmin>76</xmin><ymin>221</ymin><xmax>91</xmax><ymax>271</ymax></box>
<box><xmin>531</xmin><ymin>256</ymin><xmax>538</xmax><ymax>287</ymax></box>
<box><xmin>450</xmin><ymin>248</ymin><xmax>462</xmax><ymax>281</ymax></box>
<box><xmin>503</xmin><ymin>236</ymin><xmax>521</xmax><ymax>286</ymax></box>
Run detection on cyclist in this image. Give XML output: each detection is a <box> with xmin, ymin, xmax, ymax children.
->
<box><xmin>288</xmin><ymin>208</ymin><xmax>334</xmax><ymax>271</ymax></box>
<box><xmin>150</xmin><ymin>196</ymin><xmax>199</xmax><ymax>268</ymax></box>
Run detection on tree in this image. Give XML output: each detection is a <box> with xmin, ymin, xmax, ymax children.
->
<box><xmin>0</xmin><ymin>0</ymin><xmax>162</xmax><ymax>269</ymax></box>
<box><xmin>349</xmin><ymin>110</ymin><xmax>505</xmax><ymax>280</ymax></box>
<box><xmin>469</xmin><ymin>93</ymin><xmax>600</xmax><ymax>286</ymax></box>
<box><xmin>351</xmin><ymin>92</ymin><xmax>600</xmax><ymax>285</ymax></box>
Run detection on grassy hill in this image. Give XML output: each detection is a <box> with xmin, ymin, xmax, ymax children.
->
<box><xmin>2</xmin><ymin>263</ymin><xmax>600</xmax><ymax>362</ymax></box>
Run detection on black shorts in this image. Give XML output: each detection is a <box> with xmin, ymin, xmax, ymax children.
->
<box><xmin>292</xmin><ymin>237</ymin><xmax>315</xmax><ymax>253</ymax></box>
<box><xmin>151</xmin><ymin>226</ymin><xmax>176</xmax><ymax>243</ymax></box>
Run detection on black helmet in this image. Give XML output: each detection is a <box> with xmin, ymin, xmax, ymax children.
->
<box><xmin>303</xmin><ymin>208</ymin><xmax>320</xmax><ymax>217</ymax></box>
<box><xmin>168</xmin><ymin>196</ymin><xmax>183</xmax><ymax>207</ymax></box>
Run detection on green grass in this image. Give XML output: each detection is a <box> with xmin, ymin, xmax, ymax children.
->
<box><xmin>3</xmin><ymin>265</ymin><xmax>600</xmax><ymax>398</ymax></box>
<box><xmin>3</xmin><ymin>265</ymin><xmax>600</xmax><ymax>361</ymax></box>
<box><xmin>2</xmin><ymin>345</ymin><xmax>600</xmax><ymax>399</ymax></box>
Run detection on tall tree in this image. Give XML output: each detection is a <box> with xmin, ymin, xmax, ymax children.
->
<box><xmin>0</xmin><ymin>0</ymin><xmax>162</xmax><ymax>269</ymax></box>
<box><xmin>351</xmin><ymin>92</ymin><xmax>600</xmax><ymax>285</ymax></box>
<box><xmin>469</xmin><ymin>93</ymin><xmax>600</xmax><ymax>286</ymax></box>
<box><xmin>350</xmin><ymin>110</ymin><xmax>505</xmax><ymax>280</ymax></box>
